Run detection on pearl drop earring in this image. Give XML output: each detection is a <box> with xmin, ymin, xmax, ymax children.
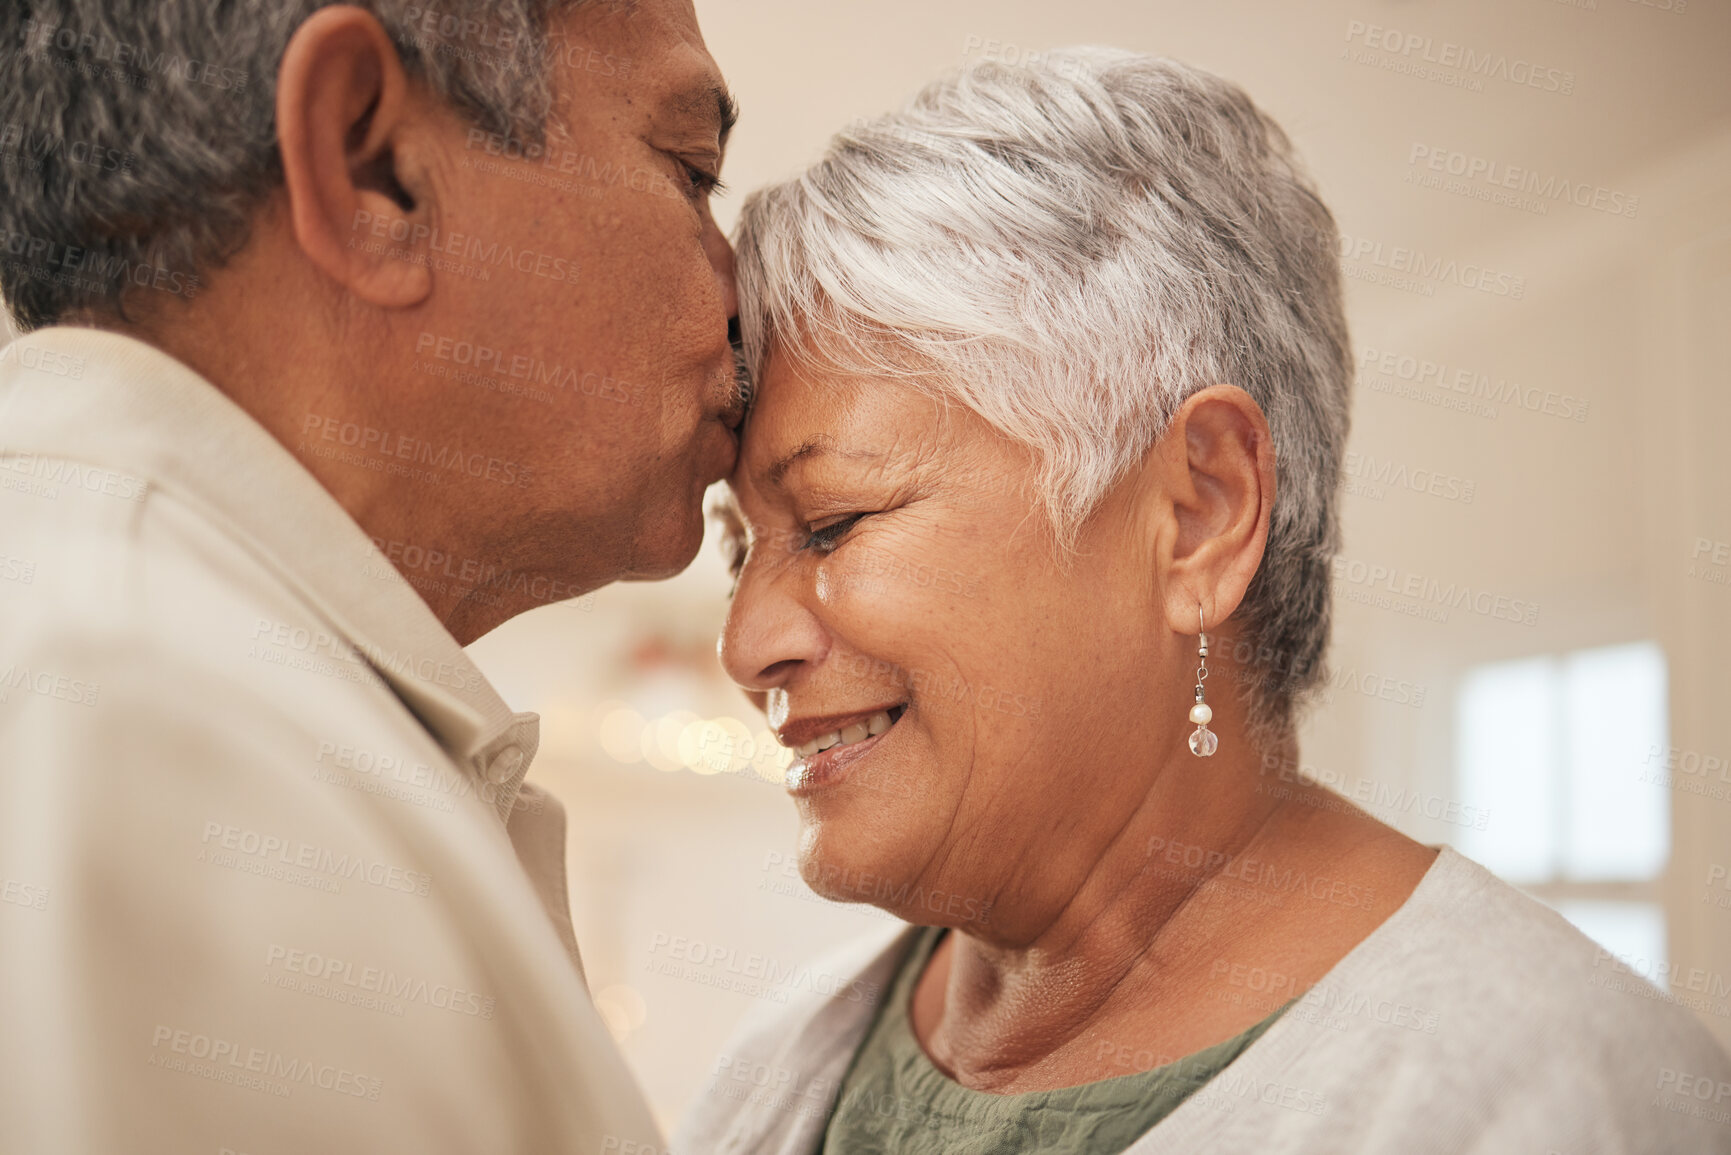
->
<box><xmin>1189</xmin><ymin>606</ymin><xmax>1217</xmax><ymax>757</ymax></box>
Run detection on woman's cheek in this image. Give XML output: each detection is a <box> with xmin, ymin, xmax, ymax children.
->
<box><xmin>812</xmin><ymin>560</ymin><xmax>851</xmax><ymax>607</ymax></box>
<box><xmin>812</xmin><ymin>549</ymin><xmax>886</xmax><ymax>608</ymax></box>
<box><xmin>827</xmin><ymin>534</ymin><xmax>974</xmax><ymax>609</ymax></box>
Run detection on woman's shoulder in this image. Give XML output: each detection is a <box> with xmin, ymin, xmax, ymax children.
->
<box><xmin>673</xmin><ymin>922</ymin><xmax>918</xmax><ymax>1155</ymax></box>
<box><xmin>1287</xmin><ymin>845</ymin><xmax>1731</xmax><ymax>1113</ymax></box>
<box><xmin>1385</xmin><ymin>847</ymin><xmax>1718</xmax><ymax>1036</ymax></box>
<box><xmin>1137</xmin><ymin>847</ymin><xmax>1731</xmax><ymax>1153</ymax></box>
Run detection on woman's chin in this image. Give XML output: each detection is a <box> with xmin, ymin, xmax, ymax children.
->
<box><xmin>795</xmin><ymin>828</ymin><xmax>905</xmax><ymax>906</ymax></box>
<box><xmin>796</xmin><ymin>829</ymin><xmax>993</xmax><ymax>929</ymax></box>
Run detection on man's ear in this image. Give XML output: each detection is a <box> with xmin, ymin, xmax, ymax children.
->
<box><xmin>1151</xmin><ymin>384</ymin><xmax>1277</xmax><ymax>635</ymax></box>
<box><xmin>276</xmin><ymin>6</ymin><xmax>431</xmax><ymax>307</ymax></box>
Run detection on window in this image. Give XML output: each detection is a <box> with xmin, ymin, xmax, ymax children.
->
<box><xmin>1453</xmin><ymin>642</ymin><xmax>1669</xmax><ymax>967</ymax></box>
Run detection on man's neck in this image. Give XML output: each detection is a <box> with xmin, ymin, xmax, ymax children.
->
<box><xmin>105</xmin><ymin>298</ymin><xmax>544</xmax><ymax>645</ymax></box>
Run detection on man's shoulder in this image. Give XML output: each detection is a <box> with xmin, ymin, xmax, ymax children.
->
<box><xmin>0</xmin><ymin>465</ymin><xmax>403</xmax><ymax>728</ymax></box>
<box><xmin>0</xmin><ymin>467</ymin><xmax>479</xmax><ymax>856</ymax></box>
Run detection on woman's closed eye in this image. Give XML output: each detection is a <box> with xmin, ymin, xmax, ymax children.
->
<box><xmin>719</xmin><ymin>512</ymin><xmax>875</xmax><ymax>599</ymax></box>
<box><xmin>802</xmin><ymin>513</ymin><xmax>869</xmax><ymax>554</ymax></box>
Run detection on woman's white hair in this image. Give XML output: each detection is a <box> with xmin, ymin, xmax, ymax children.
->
<box><xmin>733</xmin><ymin>47</ymin><xmax>1352</xmax><ymax>748</ymax></box>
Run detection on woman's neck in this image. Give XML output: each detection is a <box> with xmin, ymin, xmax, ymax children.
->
<box><xmin>907</xmin><ymin>752</ymin><xmax>1438</xmax><ymax>1093</ymax></box>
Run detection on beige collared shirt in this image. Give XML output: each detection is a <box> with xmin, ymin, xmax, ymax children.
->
<box><xmin>0</xmin><ymin>327</ymin><xmax>661</xmax><ymax>1154</ymax></box>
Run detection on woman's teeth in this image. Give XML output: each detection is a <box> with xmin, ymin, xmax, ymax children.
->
<box><xmin>795</xmin><ymin>710</ymin><xmax>894</xmax><ymax>758</ymax></box>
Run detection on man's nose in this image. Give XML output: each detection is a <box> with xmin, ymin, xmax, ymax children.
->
<box><xmin>704</xmin><ymin>219</ymin><xmax>738</xmax><ymax>324</ymax></box>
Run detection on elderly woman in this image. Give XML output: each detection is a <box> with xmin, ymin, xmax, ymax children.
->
<box><xmin>680</xmin><ymin>49</ymin><xmax>1731</xmax><ymax>1155</ymax></box>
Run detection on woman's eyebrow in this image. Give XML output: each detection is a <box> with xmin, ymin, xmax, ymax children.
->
<box><xmin>763</xmin><ymin>439</ymin><xmax>894</xmax><ymax>489</ymax></box>
<box><xmin>765</xmin><ymin>439</ymin><xmax>828</xmax><ymax>488</ymax></box>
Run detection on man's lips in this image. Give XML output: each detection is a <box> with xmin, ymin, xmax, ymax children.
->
<box><xmin>703</xmin><ymin>361</ymin><xmax>746</xmax><ymax>483</ymax></box>
<box><xmin>702</xmin><ymin>418</ymin><xmax>740</xmax><ymax>485</ymax></box>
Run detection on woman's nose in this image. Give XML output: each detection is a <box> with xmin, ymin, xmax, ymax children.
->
<box><xmin>718</xmin><ymin>558</ymin><xmax>826</xmax><ymax>696</ymax></box>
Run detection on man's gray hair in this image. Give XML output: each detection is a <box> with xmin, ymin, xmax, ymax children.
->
<box><xmin>733</xmin><ymin>47</ymin><xmax>1352</xmax><ymax>748</ymax></box>
<box><xmin>0</xmin><ymin>0</ymin><xmax>588</xmax><ymax>331</ymax></box>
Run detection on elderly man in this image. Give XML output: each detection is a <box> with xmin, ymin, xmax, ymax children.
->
<box><xmin>0</xmin><ymin>1</ymin><xmax>736</xmax><ymax>1151</ymax></box>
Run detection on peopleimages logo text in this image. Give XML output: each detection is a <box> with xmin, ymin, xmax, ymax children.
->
<box><xmin>1334</xmin><ymin>233</ymin><xmax>1525</xmax><ymax>298</ymax></box>
<box><xmin>1407</xmin><ymin>144</ymin><xmax>1638</xmax><ymax>219</ymax></box>
<box><xmin>1343</xmin><ymin>21</ymin><xmax>1575</xmax><ymax>94</ymax></box>
<box><xmin>22</xmin><ymin>17</ymin><xmax>250</xmax><ymax>91</ymax></box>
<box><xmin>1332</xmin><ymin>558</ymin><xmax>1540</xmax><ymax>627</ymax></box>
<box><xmin>349</xmin><ymin>210</ymin><xmax>581</xmax><ymax>285</ymax></box>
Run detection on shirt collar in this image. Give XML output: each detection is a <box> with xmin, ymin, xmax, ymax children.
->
<box><xmin>0</xmin><ymin>325</ymin><xmax>537</xmax><ymax>822</ymax></box>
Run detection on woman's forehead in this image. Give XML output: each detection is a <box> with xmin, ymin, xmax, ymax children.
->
<box><xmin>736</xmin><ymin>368</ymin><xmax>943</xmax><ymax>489</ymax></box>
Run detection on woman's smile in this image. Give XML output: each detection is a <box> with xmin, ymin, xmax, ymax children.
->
<box><xmin>779</xmin><ymin>704</ymin><xmax>908</xmax><ymax>793</ymax></box>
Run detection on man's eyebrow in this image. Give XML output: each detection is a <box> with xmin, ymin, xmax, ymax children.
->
<box><xmin>717</xmin><ymin>86</ymin><xmax>740</xmax><ymax>150</ymax></box>
<box><xmin>669</xmin><ymin>80</ymin><xmax>740</xmax><ymax>152</ymax></box>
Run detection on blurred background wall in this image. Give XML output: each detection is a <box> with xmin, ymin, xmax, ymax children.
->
<box><xmin>405</xmin><ymin>0</ymin><xmax>1724</xmax><ymax>1130</ymax></box>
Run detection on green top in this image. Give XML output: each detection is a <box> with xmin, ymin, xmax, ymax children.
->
<box><xmin>818</xmin><ymin>926</ymin><xmax>1292</xmax><ymax>1155</ymax></box>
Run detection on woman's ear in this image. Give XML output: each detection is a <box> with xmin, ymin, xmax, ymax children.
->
<box><xmin>275</xmin><ymin>6</ymin><xmax>432</xmax><ymax>307</ymax></box>
<box><xmin>1150</xmin><ymin>384</ymin><xmax>1277</xmax><ymax>635</ymax></box>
